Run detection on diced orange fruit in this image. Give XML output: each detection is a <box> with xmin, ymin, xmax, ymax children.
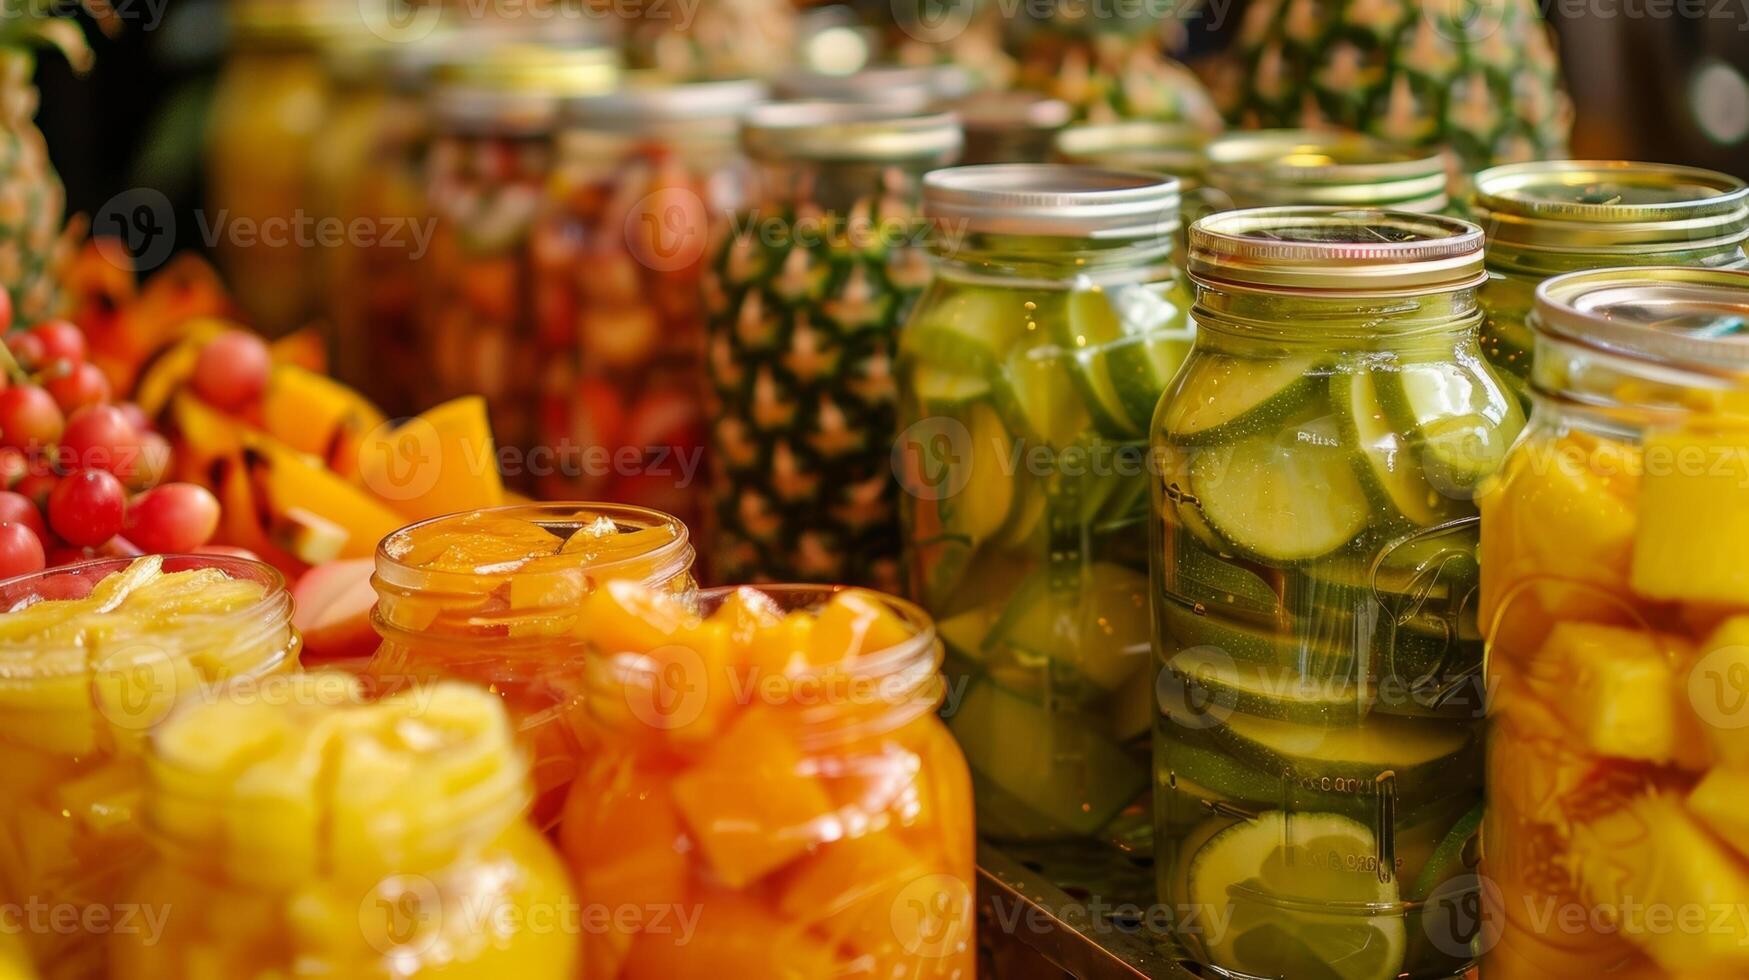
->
<box><xmin>580</xmin><ymin>579</ymin><xmax>694</xmax><ymax>656</ymax></box>
<box><xmin>260</xmin><ymin>364</ymin><xmax>385</xmax><ymax>477</ymax></box>
<box><xmin>1632</xmin><ymin>426</ymin><xmax>1749</xmax><ymax>605</ymax></box>
<box><xmin>716</xmin><ymin>585</ymin><xmax>791</xmax><ymax>671</ymax></box>
<box><xmin>669</xmin><ymin>708</ymin><xmax>834</xmax><ymax>887</ymax></box>
<box><xmin>1689</xmin><ymin>767</ymin><xmax>1749</xmax><ymax>862</ymax></box>
<box><xmin>777</xmin><ymin>828</ymin><xmax>930</xmax><ymax>926</ymax></box>
<box><xmin>620</xmin><ymin>889</ymin><xmax>841</xmax><ymax>980</ymax></box>
<box><xmin>810</xmin><ymin>589</ymin><xmax>917</xmax><ymax>665</ymax></box>
<box><xmin>240</xmin><ymin>434</ymin><xmax>405</xmax><ymax>562</ymax></box>
<box><xmin>1688</xmin><ymin>616</ymin><xmax>1749</xmax><ymax>765</ymax></box>
<box><xmin>356</xmin><ymin>396</ymin><xmax>504</xmax><ymax>521</ymax></box>
<box><xmin>559</xmin><ymin>754</ymin><xmax>691</xmax><ymax>913</ymax></box>
<box><xmin>1571</xmin><ymin>792</ymin><xmax>1749</xmax><ymax>973</ymax></box>
<box><xmin>1523</xmin><ymin>622</ymin><xmax>1701</xmax><ymax>767</ymax></box>
<box><xmin>386</xmin><ymin>512</ymin><xmax>564</xmax><ymax>572</ymax></box>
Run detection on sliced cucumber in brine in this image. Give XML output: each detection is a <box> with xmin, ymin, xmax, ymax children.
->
<box><xmin>1162</xmin><ymin>594</ymin><xmax>1459</xmax><ymax>685</ymax></box>
<box><xmin>937</xmin><ymin>403</ymin><xmax>1014</xmax><ymax>544</ymax></box>
<box><xmin>1162</xmin><ymin>354</ymin><xmax>1321</xmax><ymax>445</ymax></box>
<box><xmin>902</xmin><ymin>285</ymin><xmax>1031</xmax><ymax>371</ymax></box>
<box><xmin>986</xmin><ymin>563</ymin><xmax>1152</xmax><ymax>694</ymax></box>
<box><xmin>1377</xmin><ymin>359</ymin><xmax>1524</xmax><ymax>494</ymax></box>
<box><xmin>949</xmin><ymin>679</ymin><xmax>1147</xmax><ymax>837</ymax></box>
<box><xmin>1188</xmin><ymin>432</ymin><xmax>1371</xmax><ymax>562</ymax></box>
<box><xmin>1004</xmin><ymin>343</ymin><xmax>1091</xmax><ymax>447</ymax></box>
<box><xmin>912</xmin><ymin>364</ymin><xmax>992</xmax><ymax>410</ymax></box>
<box><xmin>1058</xmin><ymin>286</ymin><xmax>1189</xmax><ymax>440</ymax></box>
<box><xmin>1163</xmin><ymin>645</ymin><xmax>1366</xmax><ymax>726</ymax></box>
<box><xmin>1210</xmin><ymin>710</ymin><xmax>1477</xmax><ymax>807</ymax></box>
<box><xmin>1331</xmin><ymin>372</ymin><xmax>1455</xmax><ymax>527</ymax></box>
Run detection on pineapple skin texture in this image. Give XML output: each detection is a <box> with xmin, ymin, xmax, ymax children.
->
<box><xmin>1209</xmin><ymin>0</ymin><xmax>1574</xmax><ymax>169</ymax></box>
<box><xmin>0</xmin><ymin>53</ymin><xmax>65</xmax><ymax>323</ymax></box>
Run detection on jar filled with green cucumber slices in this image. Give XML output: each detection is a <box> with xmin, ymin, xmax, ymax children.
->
<box><xmin>1151</xmin><ymin>207</ymin><xmax>1522</xmax><ymax>980</ymax></box>
<box><xmin>898</xmin><ymin>164</ymin><xmax>1191</xmax><ymax>842</ymax></box>
<box><xmin>1205</xmin><ymin>130</ymin><xmax>1450</xmax><ymax>214</ymax></box>
<box><xmin>704</xmin><ymin>103</ymin><xmax>962</xmax><ymax>590</ymax></box>
<box><xmin>1470</xmin><ymin>160</ymin><xmax>1749</xmax><ymax>402</ymax></box>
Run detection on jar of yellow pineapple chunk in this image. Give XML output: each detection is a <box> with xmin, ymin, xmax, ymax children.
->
<box><xmin>0</xmin><ymin>555</ymin><xmax>300</xmax><ymax>978</ymax></box>
<box><xmin>1480</xmin><ymin>266</ymin><xmax>1749</xmax><ymax>980</ymax></box>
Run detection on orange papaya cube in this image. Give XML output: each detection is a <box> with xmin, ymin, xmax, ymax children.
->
<box><xmin>620</xmin><ymin>888</ymin><xmax>841</xmax><ymax>980</ymax></box>
<box><xmin>581</xmin><ymin>579</ymin><xmax>694</xmax><ymax>655</ymax></box>
<box><xmin>813</xmin><ymin>866</ymin><xmax>976</xmax><ymax>980</ymax></box>
<box><xmin>1688</xmin><ymin>616</ymin><xmax>1749</xmax><ymax>765</ymax></box>
<box><xmin>1632</xmin><ymin>427</ymin><xmax>1749</xmax><ymax>605</ymax></box>
<box><xmin>559</xmin><ymin>754</ymin><xmax>691</xmax><ymax>913</ymax></box>
<box><xmin>776</xmin><ymin>827</ymin><xmax>930</xmax><ymax>926</ymax></box>
<box><xmin>714</xmin><ymin>586</ymin><xmax>790</xmax><ymax>671</ymax></box>
<box><xmin>1689</xmin><ymin>767</ymin><xmax>1749</xmax><ymax>862</ymax></box>
<box><xmin>357</xmin><ymin>396</ymin><xmax>504</xmax><ymax>521</ymax></box>
<box><xmin>1525</xmin><ymin>622</ymin><xmax>1699</xmax><ymax>766</ymax></box>
<box><xmin>669</xmin><ymin>708</ymin><xmax>833</xmax><ymax>887</ymax></box>
<box><xmin>911</xmin><ymin>718</ymin><xmax>975</xmax><ymax>872</ymax></box>
<box><xmin>809</xmin><ymin>590</ymin><xmax>917</xmax><ymax>665</ymax></box>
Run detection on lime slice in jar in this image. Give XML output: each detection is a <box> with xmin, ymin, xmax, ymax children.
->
<box><xmin>1331</xmin><ymin>372</ymin><xmax>1455</xmax><ymax>528</ymax></box>
<box><xmin>1188</xmin><ymin>811</ymin><xmax>1407</xmax><ymax>980</ymax></box>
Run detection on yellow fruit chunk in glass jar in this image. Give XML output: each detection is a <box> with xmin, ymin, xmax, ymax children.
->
<box><xmin>560</xmin><ymin>582</ymin><xmax>976</xmax><ymax>980</ymax></box>
<box><xmin>1482</xmin><ymin>267</ymin><xmax>1749</xmax><ymax>979</ymax></box>
<box><xmin>0</xmin><ymin>555</ymin><xmax>300</xmax><ymax>978</ymax></box>
<box><xmin>364</xmin><ymin>504</ymin><xmax>695</xmax><ymax>827</ymax></box>
<box><xmin>111</xmin><ymin>672</ymin><xmax>576</xmax><ymax>978</ymax></box>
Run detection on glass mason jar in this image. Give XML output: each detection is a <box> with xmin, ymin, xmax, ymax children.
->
<box><xmin>703</xmin><ymin>103</ymin><xmax>962</xmax><ymax>591</ymax></box>
<box><xmin>0</xmin><ymin>555</ymin><xmax>300</xmax><ymax>978</ymax></box>
<box><xmin>206</xmin><ymin>0</ymin><xmax>341</xmax><ymax>335</ymax></box>
<box><xmin>1470</xmin><ymin>160</ymin><xmax>1749</xmax><ymax>403</ymax></box>
<box><xmin>948</xmin><ymin>90</ymin><xmax>1072</xmax><ymax>165</ymax></box>
<box><xmin>1480</xmin><ymin>267</ymin><xmax>1749</xmax><ymax>980</ymax></box>
<box><xmin>897</xmin><ymin>164</ymin><xmax>1191</xmax><ymax>842</ymax></box>
<box><xmin>561</xmin><ymin>582</ymin><xmax>975</xmax><ymax>978</ymax></box>
<box><xmin>316</xmin><ymin>33</ymin><xmax>447</xmax><ymax>417</ymax></box>
<box><xmin>770</xmin><ymin>64</ymin><xmax>974</xmax><ymax>110</ymax></box>
<box><xmin>420</xmin><ymin>39</ymin><xmax>618</xmax><ymax>474</ymax></box>
<box><xmin>112</xmin><ymin>672</ymin><xmax>578</xmax><ymax>978</ymax></box>
<box><xmin>528</xmin><ymin>77</ymin><xmax>766</xmax><ymax>526</ymax></box>
<box><xmin>363</xmin><ymin>503</ymin><xmax>695</xmax><ymax>828</ymax></box>
<box><xmin>1204</xmin><ymin>130</ymin><xmax>1451</xmax><ymax>214</ymax></box>
<box><xmin>1053</xmin><ymin>120</ymin><xmax>1213</xmax><ymax>249</ymax></box>
<box><xmin>1152</xmin><ymin>208</ymin><xmax>1523</xmax><ymax>980</ymax></box>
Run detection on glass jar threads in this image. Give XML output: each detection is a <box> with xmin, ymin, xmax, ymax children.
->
<box><xmin>529</xmin><ymin>76</ymin><xmax>765</xmax><ymax>525</ymax></box>
<box><xmin>1470</xmin><ymin>160</ymin><xmax>1749</xmax><ymax>398</ymax></box>
<box><xmin>420</xmin><ymin>37</ymin><xmax>618</xmax><ymax>476</ymax></box>
<box><xmin>703</xmin><ymin>102</ymin><xmax>961</xmax><ymax>590</ymax></box>
<box><xmin>1204</xmin><ymin>129</ymin><xmax>1451</xmax><ymax>213</ymax></box>
<box><xmin>1152</xmin><ymin>207</ymin><xmax>1521</xmax><ymax>980</ymax></box>
<box><xmin>897</xmin><ymin>164</ymin><xmax>1190</xmax><ymax>841</ymax></box>
<box><xmin>1480</xmin><ymin>267</ymin><xmax>1749</xmax><ymax>980</ymax></box>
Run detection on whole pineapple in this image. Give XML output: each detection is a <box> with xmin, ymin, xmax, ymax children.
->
<box><xmin>0</xmin><ymin>29</ymin><xmax>82</xmax><ymax>323</ymax></box>
<box><xmin>1210</xmin><ymin>0</ymin><xmax>1572</xmax><ymax>168</ymax></box>
<box><xmin>1013</xmin><ymin>2</ymin><xmax>1223</xmax><ymax>127</ymax></box>
<box><xmin>702</xmin><ymin>177</ymin><xmax>928</xmax><ymax>594</ymax></box>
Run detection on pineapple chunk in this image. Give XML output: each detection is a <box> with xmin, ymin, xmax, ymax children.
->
<box><xmin>1571</xmin><ymin>792</ymin><xmax>1749</xmax><ymax>974</ymax></box>
<box><xmin>1632</xmin><ymin>428</ymin><xmax>1749</xmax><ymax>604</ymax></box>
<box><xmin>1687</xmin><ymin>616</ymin><xmax>1749</xmax><ymax>766</ymax></box>
<box><xmin>1524</xmin><ymin>622</ymin><xmax>1699</xmax><ymax>766</ymax></box>
<box><xmin>1689</xmin><ymin>768</ymin><xmax>1749</xmax><ymax>862</ymax></box>
<box><xmin>809</xmin><ymin>589</ymin><xmax>916</xmax><ymax>664</ymax></box>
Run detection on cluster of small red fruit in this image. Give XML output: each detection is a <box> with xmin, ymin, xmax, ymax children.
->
<box><xmin>0</xmin><ymin>293</ymin><xmax>235</xmax><ymax>580</ymax></box>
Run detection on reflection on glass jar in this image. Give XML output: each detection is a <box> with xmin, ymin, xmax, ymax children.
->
<box><xmin>530</xmin><ymin>77</ymin><xmax>765</xmax><ymax>529</ymax></box>
<box><xmin>112</xmin><ymin>673</ymin><xmax>578</xmax><ymax>979</ymax></box>
<box><xmin>420</xmin><ymin>38</ymin><xmax>618</xmax><ymax>478</ymax></box>
<box><xmin>1470</xmin><ymin>160</ymin><xmax>1749</xmax><ymax>402</ymax></box>
<box><xmin>1480</xmin><ymin>267</ymin><xmax>1749</xmax><ymax>980</ymax></box>
<box><xmin>560</xmin><ymin>582</ymin><xmax>975</xmax><ymax>978</ymax></box>
<box><xmin>206</xmin><ymin>0</ymin><xmax>343</xmax><ymax>335</ymax></box>
<box><xmin>0</xmin><ymin>555</ymin><xmax>300</xmax><ymax>978</ymax></box>
<box><xmin>898</xmin><ymin>164</ymin><xmax>1190</xmax><ymax>843</ymax></box>
<box><xmin>1152</xmin><ymin>208</ymin><xmax>1521</xmax><ymax>980</ymax></box>
<box><xmin>363</xmin><ymin>503</ymin><xmax>694</xmax><ymax>827</ymax></box>
<box><xmin>703</xmin><ymin>102</ymin><xmax>961</xmax><ymax>590</ymax></box>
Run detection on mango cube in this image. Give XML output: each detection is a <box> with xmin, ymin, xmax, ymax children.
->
<box><xmin>559</xmin><ymin>755</ymin><xmax>691</xmax><ymax>913</ymax></box>
<box><xmin>1689</xmin><ymin>768</ymin><xmax>1749</xmax><ymax>863</ymax></box>
<box><xmin>669</xmin><ymin>708</ymin><xmax>833</xmax><ymax>887</ymax></box>
<box><xmin>1687</xmin><ymin>616</ymin><xmax>1749</xmax><ymax>766</ymax></box>
<box><xmin>620</xmin><ymin>889</ymin><xmax>840</xmax><ymax>980</ymax></box>
<box><xmin>810</xmin><ymin>590</ymin><xmax>916</xmax><ymax>664</ymax></box>
<box><xmin>1526</xmin><ymin>622</ymin><xmax>1698</xmax><ymax>766</ymax></box>
<box><xmin>1632</xmin><ymin>428</ymin><xmax>1749</xmax><ymax>605</ymax></box>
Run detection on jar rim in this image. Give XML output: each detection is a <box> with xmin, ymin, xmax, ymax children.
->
<box><xmin>563</xmin><ymin>74</ymin><xmax>769</xmax><ymax>128</ymax></box>
<box><xmin>740</xmin><ymin>100</ymin><xmax>963</xmax><ymax>164</ymax></box>
<box><xmin>1204</xmin><ymin>131</ymin><xmax>1449</xmax><ymax>211</ymax></box>
<box><xmin>1532</xmin><ymin>266</ymin><xmax>1749</xmax><ymax>380</ymax></box>
<box><xmin>771</xmin><ymin>64</ymin><xmax>975</xmax><ymax>108</ymax></box>
<box><xmin>1473</xmin><ymin>160</ymin><xmax>1749</xmax><ymax>253</ymax></box>
<box><xmin>924</xmin><ymin>163</ymin><xmax>1181</xmax><ymax>240</ymax></box>
<box><xmin>0</xmin><ymin>554</ymin><xmax>295</xmax><ymax>683</ymax></box>
<box><xmin>1189</xmin><ymin>206</ymin><xmax>1485</xmax><ymax>295</ymax></box>
<box><xmin>1052</xmin><ymin>120</ymin><xmax>1209</xmax><ymax>179</ymax></box>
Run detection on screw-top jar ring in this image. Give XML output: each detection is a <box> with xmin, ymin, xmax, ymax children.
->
<box><xmin>923</xmin><ymin>163</ymin><xmax>1182</xmax><ymax>240</ymax></box>
<box><xmin>1473</xmin><ymin>160</ymin><xmax>1749</xmax><ymax>253</ymax></box>
<box><xmin>1189</xmin><ymin>206</ymin><xmax>1486</xmax><ymax>295</ymax></box>
<box><xmin>1532</xmin><ymin>266</ymin><xmax>1749</xmax><ymax>381</ymax></box>
<box><xmin>740</xmin><ymin>101</ymin><xmax>963</xmax><ymax>164</ymax></box>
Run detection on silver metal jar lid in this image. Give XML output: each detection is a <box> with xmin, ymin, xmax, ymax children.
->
<box><xmin>1189</xmin><ymin>206</ymin><xmax>1485</xmax><ymax>294</ymax></box>
<box><xmin>564</xmin><ymin>75</ymin><xmax>769</xmax><ymax>135</ymax></box>
<box><xmin>1053</xmin><ymin>121</ymin><xmax>1210</xmax><ymax>183</ymax></box>
<box><xmin>771</xmin><ymin>64</ymin><xmax>976</xmax><ymax>109</ymax></box>
<box><xmin>1473</xmin><ymin>161</ymin><xmax>1749</xmax><ymax>253</ymax></box>
<box><xmin>1532</xmin><ymin>266</ymin><xmax>1749</xmax><ymax>380</ymax></box>
<box><xmin>922</xmin><ymin>164</ymin><xmax>1181</xmax><ymax>241</ymax></box>
<box><xmin>1205</xmin><ymin>130</ymin><xmax>1450</xmax><ymax>212</ymax></box>
<box><xmin>740</xmin><ymin>101</ymin><xmax>962</xmax><ymax>164</ymax></box>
